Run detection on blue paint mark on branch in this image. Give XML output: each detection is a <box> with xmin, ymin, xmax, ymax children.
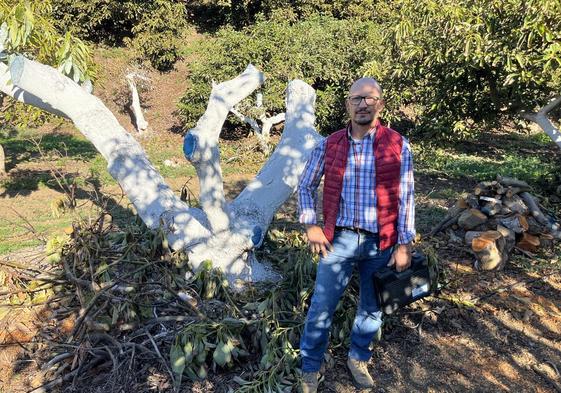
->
<box><xmin>251</xmin><ymin>226</ymin><xmax>263</xmax><ymax>246</ymax></box>
<box><xmin>183</xmin><ymin>133</ymin><xmax>196</xmax><ymax>160</ymax></box>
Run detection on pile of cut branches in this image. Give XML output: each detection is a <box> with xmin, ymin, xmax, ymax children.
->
<box><xmin>1</xmin><ymin>214</ymin><xmax>373</xmax><ymax>392</ymax></box>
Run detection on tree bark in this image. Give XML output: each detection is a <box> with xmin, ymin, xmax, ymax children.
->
<box><xmin>8</xmin><ymin>55</ymin><xmax>322</xmax><ymax>284</ymax></box>
<box><xmin>1</xmin><ymin>61</ymin><xmax>67</xmax><ymax>118</ymax></box>
<box><xmin>230</xmin><ymin>80</ymin><xmax>320</xmax><ymax>238</ymax></box>
<box><xmin>229</xmin><ymin>106</ymin><xmax>285</xmax><ymax>154</ymax></box>
<box><xmin>520</xmin><ymin>191</ymin><xmax>561</xmax><ymax>239</ymax></box>
<box><xmin>183</xmin><ymin>65</ymin><xmax>265</xmax><ymax>233</ymax></box>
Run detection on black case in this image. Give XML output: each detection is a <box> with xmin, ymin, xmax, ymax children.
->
<box><xmin>373</xmin><ymin>250</ymin><xmax>434</xmax><ymax>315</ymax></box>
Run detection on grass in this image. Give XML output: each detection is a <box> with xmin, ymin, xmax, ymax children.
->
<box><xmin>0</xmin><ymin>126</ymin><xmax>269</xmax><ymax>256</ymax></box>
<box><xmin>413</xmin><ymin>133</ymin><xmax>559</xmax><ymax>187</ymax></box>
<box><xmin>0</xmin><ymin>211</ymin><xmax>69</xmax><ymax>255</ymax></box>
<box><xmin>2</xmin><ymin>122</ymin><xmax>560</xmax><ymax>257</ymax></box>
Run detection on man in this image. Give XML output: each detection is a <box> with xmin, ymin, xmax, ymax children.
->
<box><xmin>297</xmin><ymin>78</ymin><xmax>415</xmax><ymax>392</ymax></box>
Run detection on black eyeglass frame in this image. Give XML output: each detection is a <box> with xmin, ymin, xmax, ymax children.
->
<box><xmin>347</xmin><ymin>95</ymin><xmax>382</xmax><ymax>106</ymax></box>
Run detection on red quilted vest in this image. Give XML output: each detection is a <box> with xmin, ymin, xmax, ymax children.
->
<box><xmin>323</xmin><ymin>120</ymin><xmax>403</xmax><ymax>250</ymax></box>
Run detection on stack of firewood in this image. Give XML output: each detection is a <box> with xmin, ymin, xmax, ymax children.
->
<box><xmin>431</xmin><ymin>175</ymin><xmax>560</xmax><ymax>270</ymax></box>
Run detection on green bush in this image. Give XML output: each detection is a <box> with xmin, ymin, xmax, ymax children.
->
<box><xmin>186</xmin><ymin>0</ymin><xmax>377</xmax><ymax>30</ymax></box>
<box><xmin>51</xmin><ymin>0</ymin><xmax>142</xmax><ymax>44</ymax></box>
<box><xmin>126</xmin><ymin>0</ymin><xmax>189</xmax><ymax>71</ymax></box>
<box><xmin>179</xmin><ymin>14</ymin><xmax>385</xmax><ymax>134</ymax></box>
<box><xmin>363</xmin><ymin>0</ymin><xmax>561</xmax><ymax>140</ymax></box>
<box><xmin>51</xmin><ymin>0</ymin><xmax>189</xmax><ymax>70</ymax></box>
<box><xmin>0</xmin><ymin>0</ymin><xmax>95</xmax><ymax>127</ymax></box>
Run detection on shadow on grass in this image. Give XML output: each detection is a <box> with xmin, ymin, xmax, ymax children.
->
<box><xmin>0</xmin><ymin>132</ymin><xmax>98</xmax><ymax>172</ymax></box>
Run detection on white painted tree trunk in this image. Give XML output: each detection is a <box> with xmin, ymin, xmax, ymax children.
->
<box><xmin>126</xmin><ymin>73</ymin><xmax>149</xmax><ymax>133</ymax></box>
<box><xmin>0</xmin><ymin>61</ymin><xmax>68</xmax><ymax>118</ymax></box>
<box><xmin>260</xmin><ymin>112</ymin><xmax>285</xmax><ymax>139</ymax></box>
<box><xmin>7</xmin><ymin>55</ymin><xmax>323</xmax><ymax>285</ymax></box>
<box><xmin>522</xmin><ymin>96</ymin><xmax>561</xmax><ymax>150</ymax></box>
<box><xmin>229</xmin><ymin>106</ymin><xmax>285</xmax><ymax>154</ymax></box>
<box><xmin>0</xmin><ymin>143</ymin><xmax>5</xmax><ymax>176</ymax></box>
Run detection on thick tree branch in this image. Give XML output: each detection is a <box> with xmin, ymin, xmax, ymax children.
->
<box><xmin>0</xmin><ymin>143</ymin><xmax>5</xmax><ymax>176</ymax></box>
<box><xmin>230</xmin><ymin>106</ymin><xmax>285</xmax><ymax>154</ymax></box>
<box><xmin>260</xmin><ymin>112</ymin><xmax>285</xmax><ymax>138</ymax></box>
<box><xmin>8</xmin><ymin>56</ymin><xmax>208</xmax><ymax>236</ymax></box>
<box><xmin>259</xmin><ymin>112</ymin><xmax>285</xmax><ymax>154</ymax></box>
<box><xmin>230</xmin><ymin>106</ymin><xmax>261</xmax><ymax>134</ymax></box>
<box><xmin>230</xmin><ymin>79</ymin><xmax>322</xmax><ymax>246</ymax></box>
<box><xmin>0</xmin><ymin>61</ymin><xmax>67</xmax><ymax>118</ymax></box>
<box><xmin>522</xmin><ymin>96</ymin><xmax>561</xmax><ymax>149</ymax></box>
<box><xmin>183</xmin><ymin>65</ymin><xmax>264</xmax><ymax>232</ymax></box>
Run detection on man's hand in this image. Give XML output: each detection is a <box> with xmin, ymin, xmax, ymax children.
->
<box><xmin>387</xmin><ymin>243</ymin><xmax>412</xmax><ymax>272</ymax></box>
<box><xmin>305</xmin><ymin>225</ymin><xmax>333</xmax><ymax>258</ymax></box>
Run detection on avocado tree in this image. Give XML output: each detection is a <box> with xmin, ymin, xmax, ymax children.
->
<box><xmin>364</xmin><ymin>0</ymin><xmax>561</xmax><ymax>142</ymax></box>
<box><xmin>5</xmin><ymin>53</ymin><xmax>321</xmax><ymax>283</ymax></box>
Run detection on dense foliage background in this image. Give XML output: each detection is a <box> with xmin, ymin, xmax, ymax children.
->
<box><xmin>3</xmin><ymin>0</ymin><xmax>559</xmax><ymax>138</ymax></box>
<box><xmin>180</xmin><ymin>0</ymin><xmax>561</xmax><ymax>139</ymax></box>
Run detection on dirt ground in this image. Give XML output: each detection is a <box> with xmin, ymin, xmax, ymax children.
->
<box><xmin>1</xmin><ymin>47</ymin><xmax>560</xmax><ymax>393</ymax></box>
<box><xmin>2</xmin><ymin>187</ymin><xmax>560</xmax><ymax>393</ymax></box>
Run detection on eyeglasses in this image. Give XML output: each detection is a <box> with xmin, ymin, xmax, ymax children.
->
<box><xmin>347</xmin><ymin>95</ymin><xmax>382</xmax><ymax>106</ymax></box>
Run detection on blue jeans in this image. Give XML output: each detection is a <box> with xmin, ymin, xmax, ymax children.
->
<box><xmin>300</xmin><ymin>228</ymin><xmax>393</xmax><ymax>373</ymax></box>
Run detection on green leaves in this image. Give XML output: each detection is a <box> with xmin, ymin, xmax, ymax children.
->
<box><xmin>179</xmin><ymin>14</ymin><xmax>383</xmax><ymax>134</ymax></box>
<box><xmin>364</xmin><ymin>0</ymin><xmax>561</xmax><ymax>140</ymax></box>
<box><xmin>0</xmin><ymin>0</ymin><xmax>96</xmax><ymax>128</ymax></box>
<box><xmin>170</xmin><ymin>341</ymin><xmax>186</xmax><ymax>387</ymax></box>
<box><xmin>212</xmin><ymin>339</ymin><xmax>233</xmax><ymax>367</ymax></box>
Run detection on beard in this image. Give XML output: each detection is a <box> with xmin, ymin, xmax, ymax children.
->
<box><xmin>353</xmin><ymin>111</ymin><xmax>375</xmax><ymax>125</ymax></box>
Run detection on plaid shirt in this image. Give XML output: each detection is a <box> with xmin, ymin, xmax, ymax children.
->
<box><xmin>297</xmin><ymin>127</ymin><xmax>416</xmax><ymax>245</ymax></box>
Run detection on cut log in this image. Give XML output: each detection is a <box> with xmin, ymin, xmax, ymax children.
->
<box><xmin>520</xmin><ymin>192</ymin><xmax>558</xmax><ymax>227</ymax></box>
<box><xmin>516</xmin><ymin>233</ymin><xmax>540</xmax><ymax>252</ymax></box>
<box><xmin>527</xmin><ymin>216</ymin><xmax>546</xmax><ymax>235</ymax></box>
<box><xmin>539</xmin><ymin>233</ymin><xmax>554</xmax><ymax>250</ymax></box>
<box><xmin>457</xmin><ymin>198</ymin><xmax>469</xmax><ymax>209</ymax></box>
<box><xmin>505</xmin><ymin>186</ymin><xmax>523</xmax><ymax>198</ymax></box>
<box><xmin>496</xmin><ymin>225</ymin><xmax>516</xmax><ymax>253</ymax></box>
<box><xmin>471</xmin><ymin>230</ymin><xmax>507</xmax><ymax>270</ymax></box>
<box><xmin>496</xmin><ymin>176</ymin><xmax>532</xmax><ymax>191</ymax></box>
<box><xmin>499</xmin><ymin>214</ymin><xmax>529</xmax><ymax>234</ymax></box>
<box><xmin>465</xmin><ymin>231</ymin><xmax>485</xmax><ymax>245</ymax></box>
<box><xmin>502</xmin><ymin>195</ymin><xmax>528</xmax><ymax>215</ymax></box>
<box><xmin>521</xmin><ymin>191</ymin><xmax>561</xmax><ymax>239</ymax></box>
<box><xmin>474</xmin><ymin>181</ymin><xmax>495</xmax><ymax>196</ymax></box>
<box><xmin>466</xmin><ymin>194</ymin><xmax>480</xmax><ymax>209</ymax></box>
<box><xmin>499</xmin><ymin>206</ymin><xmax>513</xmax><ymax>215</ymax></box>
<box><xmin>458</xmin><ymin>208</ymin><xmax>488</xmax><ymax>230</ymax></box>
<box><xmin>480</xmin><ymin>197</ymin><xmax>502</xmax><ymax>216</ymax></box>
<box><xmin>495</xmin><ymin>183</ymin><xmax>506</xmax><ymax>195</ymax></box>
<box><xmin>429</xmin><ymin>199</ymin><xmax>468</xmax><ymax>236</ymax></box>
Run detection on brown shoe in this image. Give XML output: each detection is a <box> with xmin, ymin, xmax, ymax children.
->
<box><xmin>300</xmin><ymin>371</ymin><xmax>319</xmax><ymax>393</ymax></box>
<box><xmin>347</xmin><ymin>358</ymin><xmax>375</xmax><ymax>388</ymax></box>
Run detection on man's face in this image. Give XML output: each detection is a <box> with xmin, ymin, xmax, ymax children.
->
<box><xmin>346</xmin><ymin>81</ymin><xmax>384</xmax><ymax>126</ymax></box>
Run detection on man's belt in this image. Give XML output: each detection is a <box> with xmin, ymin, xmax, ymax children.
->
<box><xmin>335</xmin><ymin>226</ymin><xmax>378</xmax><ymax>236</ymax></box>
